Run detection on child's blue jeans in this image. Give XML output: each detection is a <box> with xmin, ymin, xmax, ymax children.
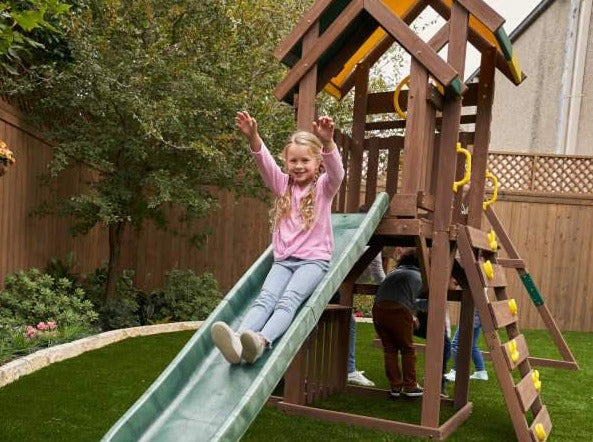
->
<box><xmin>238</xmin><ymin>257</ymin><xmax>329</xmax><ymax>344</ymax></box>
<box><xmin>451</xmin><ymin>312</ymin><xmax>485</xmax><ymax>371</ymax></box>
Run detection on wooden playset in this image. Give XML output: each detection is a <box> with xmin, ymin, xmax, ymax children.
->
<box><xmin>270</xmin><ymin>1</ymin><xmax>578</xmax><ymax>440</ymax></box>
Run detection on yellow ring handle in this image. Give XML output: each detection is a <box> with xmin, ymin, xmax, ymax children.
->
<box><xmin>483</xmin><ymin>170</ymin><xmax>499</xmax><ymax>210</ymax></box>
<box><xmin>393</xmin><ymin>75</ymin><xmax>445</xmax><ymax>120</ymax></box>
<box><xmin>534</xmin><ymin>423</ymin><xmax>547</xmax><ymax>441</ymax></box>
<box><xmin>508</xmin><ymin>299</ymin><xmax>518</xmax><ymax>316</ymax></box>
<box><xmin>393</xmin><ymin>75</ymin><xmax>410</xmax><ymax>120</ymax></box>
<box><xmin>453</xmin><ymin>143</ymin><xmax>472</xmax><ymax>192</ymax></box>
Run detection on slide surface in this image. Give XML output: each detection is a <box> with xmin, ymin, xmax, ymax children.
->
<box><xmin>102</xmin><ymin>193</ymin><xmax>389</xmax><ymax>442</ymax></box>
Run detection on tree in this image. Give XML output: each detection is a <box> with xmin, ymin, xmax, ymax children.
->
<box><xmin>9</xmin><ymin>0</ymin><xmax>319</xmax><ymax>301</ymax></box>
<box><xmin>0</xmin><ymin>0</ymin><xmax>71</xmax><ymax>74</ymax></box>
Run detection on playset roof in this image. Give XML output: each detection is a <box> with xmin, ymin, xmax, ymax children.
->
<box><xmin>274</xmin><ymin>0</ymin><xmax>524</xmax><ymax>102</ymax></box>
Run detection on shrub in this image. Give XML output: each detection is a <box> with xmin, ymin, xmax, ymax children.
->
<box><xmin>145</xmin><ymin>270</ymin><xmax>221</xmax><ymax>323</ymax></box>
<box><xmin>0</xmin><ymin>268</ymin><xmax>98</xmax><ymax>328</ymax></box>
<box><xmin>81</xmin><ymin>267</ymin><xmax>140</xmax><ymax>331</ymax></box>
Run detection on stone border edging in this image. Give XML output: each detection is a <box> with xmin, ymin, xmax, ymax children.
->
<box><xmin>0</xmin><ymin>321</ymin><xmax>202</xmax><ymax>389</ymax></box>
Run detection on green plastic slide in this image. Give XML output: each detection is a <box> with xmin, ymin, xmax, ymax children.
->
<box><xmin>102</xmin><ymin>193</ymin><xmax>389</xmax><ymax>442</ymax></box>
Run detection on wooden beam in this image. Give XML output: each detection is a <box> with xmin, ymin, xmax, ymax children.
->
<box><xmin>345</xmin><ymin>60</ymin><xmax>369</xmax><ymax>212</ymax></box>
<box><xmin>274</xmin><ymin>0</ymin><xmax>333</xmax><ymax>62</ymax></box>
<box><xmin>275</xmin><ymin>0</ymin><xmax>364</xmax><ymax>102</ymax></box>
<box><xmin>364</xmin><ymin>0</ymin><xmax>463</xmax><ymax>93</ymax></box>
<box><xmin>428</xmin><ymin>0</ymin><xmax>525</xmax><ymax>86</ymax></box>
<box><xmin>422</xmin><ymin>2</ymin><xmax>469</xmax><ymax>428</ymax></box>
<box><xmin>456</xmin><ymin>0</ymin><xmax>505</xmax><ymax>32</ymax></box>
<box><xmin>466</xmin><ymin>47</ymin><xmax>496</xmax><ymax>227</ymax></box>
<box><xmin>338</xmin><ymin>0</ymin><xmax>428</xmax><ymax>96</ymax></box>
<box><xmin>297</xmin><ymin>23</ymin><xmax>320</xmax><ymax>130</ymax></box>
<box><xmin>277</xmin><ymin>402</ymin><xmax>443</xmax><ymax>439</ymax></box>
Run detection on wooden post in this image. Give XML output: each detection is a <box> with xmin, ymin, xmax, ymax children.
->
<box><xmin>399</xmin><ymin>61</ymin><xmax>429</xmax><ymax>196</ymax></box>
<box><xmin>466</xmin><ymin>47</ymin><xmax>496</xmax><ymax>227</ymax></box>
<box><xmin>296</xmin><ymin>22</ymin><xmax>319</xmax><ymax>130</ymax></box>
<box><xmin>345</xmin><ymin>60</ymin><xmax>370</xmax><ymax>212</ymax></box>
<box><xmin>285</xmin><ymin>21</ymin><xmax>320</xmax><ymax>405</ymax></box>
<box><xmin>422</xmin><ymin>2</ymin><xmax>468</xmax><ymax>428</ymax></box>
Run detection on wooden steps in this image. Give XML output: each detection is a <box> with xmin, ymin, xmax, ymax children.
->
<box><xmin>458</xmin><ymin>225</ymin><xmax>551</xmax><ymax>442</ymax></box>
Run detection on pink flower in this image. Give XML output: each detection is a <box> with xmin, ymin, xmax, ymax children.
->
<box><xmin>354</xmin><ymin>311</ymin><xmax>363</xmax><ymax>318</ymax></box>
<box><xmin>26</xmin><ymin>325</ymin><xmax>38</xmax><ymax>339</ymax></box>
<box><xmin>47</xmin><ymin>321</ymin><xmax>57</xmax><ymax>330</ymax></box>
<box><xmin>37</xmin><ymin>322</ymin><xmax>48</xmax><ymax>331</ymax></box>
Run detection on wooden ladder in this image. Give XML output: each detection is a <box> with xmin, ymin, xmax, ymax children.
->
<box><xmin>457</xmin><ymin>225</ymin><xmax>552</xmax><ymax>442</ymax></box>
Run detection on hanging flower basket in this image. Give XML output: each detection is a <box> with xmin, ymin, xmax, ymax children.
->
<box><xmin>0</xmin><ymin>140</ymin><xmax>16</xmax><ymax>175</ymax></box>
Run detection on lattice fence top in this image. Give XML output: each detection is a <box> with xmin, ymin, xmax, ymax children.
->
<box><xmin>488</xmin><ymin>152</ymin><xmax>593</xmax><ymax>194</ymax></box>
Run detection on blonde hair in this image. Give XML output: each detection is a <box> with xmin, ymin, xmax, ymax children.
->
<box><xmin>271</xmin><ymin>131</ymin><xmax>323</xmax><ymax>232</ymax></box>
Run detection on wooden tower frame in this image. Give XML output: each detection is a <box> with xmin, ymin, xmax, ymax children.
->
<box><xmin>270</xmin><ymin>1</ymin><xmax>577</xmax><ymax>440</ymax></box>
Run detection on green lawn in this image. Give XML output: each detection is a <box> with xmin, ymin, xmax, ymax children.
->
<box><xmin>0</xmin><ymin>324</ymin><xmax>591</xmax><ymax>441</ymax></box>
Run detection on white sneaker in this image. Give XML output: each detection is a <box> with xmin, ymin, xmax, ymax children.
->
<box><xmin>444</xmin><ymin>369</ymin><xmax>456</xmax><ymax>382</ymax></box>
<box><xmin>211</xmin><ymin>322</ymin><xmax>242</xmax><ymax>364</ymax></box>
<box><xmin>347</xmin><ymin>370</ymin><xmax>375</xmax><ymax>387</ymax></box>
<box><xmin>240</xmin><ymin>330</ymin><xmax>266</xmax><ymax>364</ymax></box>
<box><xmin>470</xmin><ymin>370</ymin><xmax>489</xmax><ymax>380</ymax></box>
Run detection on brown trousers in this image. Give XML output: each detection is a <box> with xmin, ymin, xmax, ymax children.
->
<box><xmin>372</xmin><ymin>301</ymin><xmax>417</xmax><ymax>390</ymax></box>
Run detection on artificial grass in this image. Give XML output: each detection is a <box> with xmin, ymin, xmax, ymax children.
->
<box><xmin>0</xmin><ymin>325</ymin><xmax>591</xmax><ymax>441</ymax></box>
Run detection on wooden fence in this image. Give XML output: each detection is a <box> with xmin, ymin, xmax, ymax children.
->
<box><xmin>1</xmin><ymin>99</ymin><xmax>592</xmax><ymax>330</ymax></box>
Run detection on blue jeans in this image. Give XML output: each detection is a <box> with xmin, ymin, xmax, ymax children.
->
<box><xmin>348</xmin><ymin>314</ymin><xmax>356</xmax><ymax>373</ymax></box>
<box><xmin>238</xmin><ymin>258</ymin><xmax>329</xmax><ymax>344</ymax></box>
<box><xmin>451</xmin><ymin>312</ymin><xmax>485</xmax><ymax>371</ymax></box>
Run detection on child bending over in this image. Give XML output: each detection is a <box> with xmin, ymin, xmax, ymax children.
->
<box><xmin>211</xmin><ymin>111</ymin><xmax>344</xmax><ymax>364</ymax></box>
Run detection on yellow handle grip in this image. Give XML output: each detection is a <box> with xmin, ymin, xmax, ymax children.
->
<box><xmin>393</xmin><ymin>75</ymin><xmax>444</xmax><ymax>121</ymax></box>
<box><xmin>393</xmin><ymin>75</ymin><xmax>410</xmax><ymax>120</ymax></box>
<box><xmin>483</xmin><ymin>170</ymin><xmax>499</xmax><ymax>210</ymax></box>
<box><xmin>453</xmin><ymin>143</ymin><xmax>472</xmax><ymax>192</ymax></box>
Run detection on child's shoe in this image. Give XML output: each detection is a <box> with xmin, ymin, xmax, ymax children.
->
<box><xmin>347</xmin><ymin>370</ymin><xmax>375</xmax><ymax>387</ymax></box>
<box><xmin>389</xmin><ymin>388</ymin><xmax>401</xmax><ymax>399</ymax></box>
<box><xmin>444</xmin><ymin>369</ymin><xmax>456</xmax><ymax>382</ymax></box>
<box><xmin>402</xmin><ymin>384</ymin><xmax>424</xmax><ymax>397</ymax></box>
<box><xmin>470</xmin><ymin>370</ymin><xmax>489</xmax><ymax>380</ymax></box>
<box><xmin>211</xmin><ymin>321</ymin><xmax>242</xmax><ymax>364</ymax></box>
<box><xmin>240</xmin><ymin>330</ymin><xmax>266</xmax><ymax>364</ymax></box>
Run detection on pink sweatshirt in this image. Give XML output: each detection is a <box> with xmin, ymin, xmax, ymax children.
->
<box><xmin>252</xmin><ymin>142</ymin><xmax>344</xmax><ymax>261</ymax></box>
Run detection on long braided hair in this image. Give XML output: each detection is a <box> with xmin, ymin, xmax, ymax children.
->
<box><xmin>270</xmin><ymin>131</ymin><xmax>323</xmax><ymax>232</ymax></box>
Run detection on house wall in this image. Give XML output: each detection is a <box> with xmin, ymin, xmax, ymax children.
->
<box><xmin>489</xmin><ymin>0</ymin><xmax>593</xmax><ymax>156</ymax></box>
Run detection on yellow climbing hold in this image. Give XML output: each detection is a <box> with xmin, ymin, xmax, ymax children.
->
<box><xmin>532</xmin><ymin>369</ymin><xmax>542</xmax><ymax>392</ymax></box>
<box><xmin>507</xmin><ymin>339</ymin><xmax>520</xmax><ymax>363</ymax></box>
<box><xmin>534</xmin><ymin>423</ymin><xmax>547</xmax><ymax>441</ymax></box>
<box><xmin>483</xmin><ymin>260</ymin><xmax>494</xmax><ymax>280</ymax></box>
<box><xmin>508</xmin><ymin>298</ymin><xmax>518</xmax><ymax>316</ymax></box>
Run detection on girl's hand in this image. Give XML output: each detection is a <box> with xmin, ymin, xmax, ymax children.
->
<box><xmin>312</xmin><ymin>116</ymin><xmax>336</xmax><ymax>152</ymax></box>
<box><xmin>236</xmin><ymin>111</ymin><xmax>261</xmax><ymax>151</ymax></box>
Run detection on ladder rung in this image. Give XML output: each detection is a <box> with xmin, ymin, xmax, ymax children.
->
<box><xmin>530</xmin><ymin>405</ymin><xmax>552</xmax><ymax>442</ymax></box>
<box><xmin>503</xmin><ymin>334</ymin><xmax>529</xmax><ymax>371</ymax></box>
<box><xmin>515</xmin><ymin>370</ymin><xmax>540</xmax><ymax>413</ymax></box>
<box><xmin>479</xmin><ymin>261</ymin><xmax>508</xmax><ymax>288</ymax></box>
<box><xmin>489</xmin><ymin>299</ymin><xmax>519</xmax><ymax>328</ymax></box>
<box><xmin>497</xmin><ymin>258</ymin><xmax>525</xmax><ymax>268</ymax></box>
<box><xmin>466</xmin><ymin>226</ymin><xmax>498</xmax><ymax>252</ymax></box>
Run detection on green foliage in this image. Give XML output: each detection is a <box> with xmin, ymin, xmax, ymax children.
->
<box><xmin>150</xmin><ymin>270</ymin><xmax>221</xmax><ymax>323</ymax></box>
<box><xmin>81</xmin><ymin>266</ymin><xmax>140</xmax><ymax>330</ymax></box>
<box><xmin>0</xmin><ymin>0</ymin><xmax>71</xmax><ymax>74</ymax></box>
<box><xmin>0</xmin><ymin>322</ymin><xmax>92</xmax><ymax>364</ymax></box>
<box><xmin>0</xmin><ymin>268</ymin><xmax>98</xmax><ymax>328</ymax></box>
